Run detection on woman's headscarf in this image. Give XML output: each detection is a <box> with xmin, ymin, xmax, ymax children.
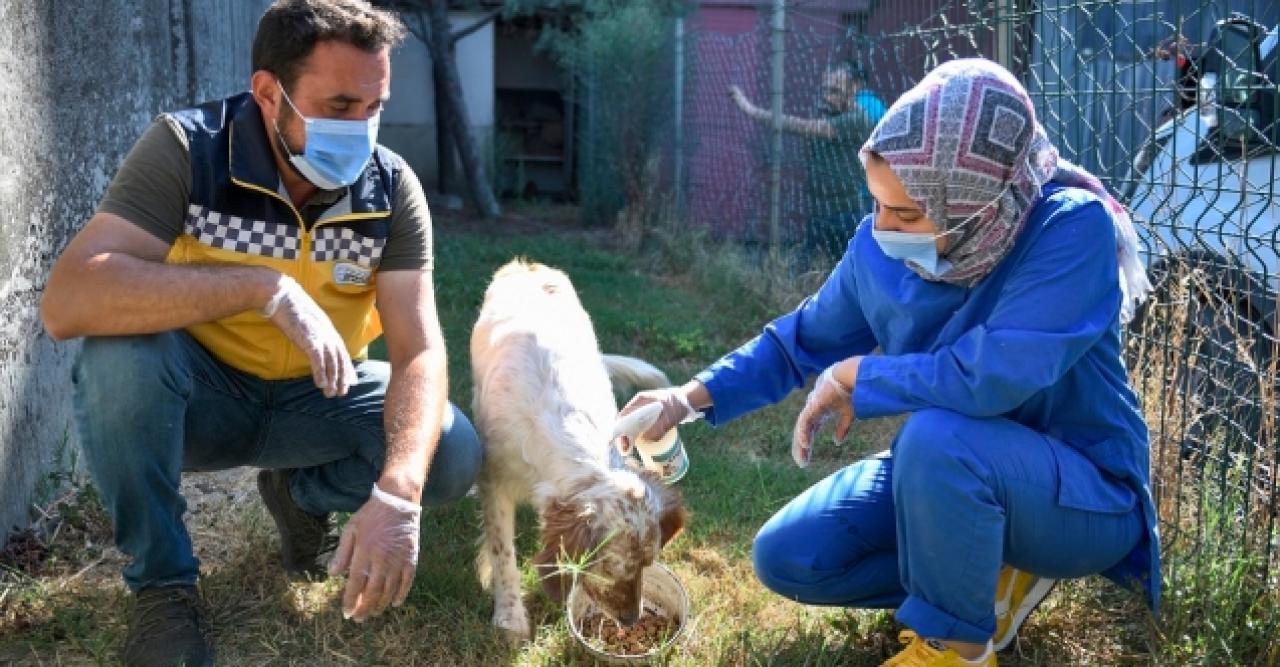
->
<box><xmin>860</xmin><ymin>58</ymin><xmax>1151</xmax><ymax>322</ymax></box>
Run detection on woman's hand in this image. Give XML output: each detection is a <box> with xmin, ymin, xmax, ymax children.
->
<box><xmin>617</xmin><ymin>383</ymin><xmax>706</xmax><ymax>447</ymax></box>
<box><xmin>791</xmin><ymin>357</ymin><xmax>861</xmax><ymax>467</ymax></box>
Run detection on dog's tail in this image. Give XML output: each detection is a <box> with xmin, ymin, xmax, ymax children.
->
<box><xmin>602</xmin><ymin>354</ymin><xmax>670</xmax><ymax>397</ymax></box>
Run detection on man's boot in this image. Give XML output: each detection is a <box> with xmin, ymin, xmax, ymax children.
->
<box><xmin>123</xmin><ymin>584</ymin><xmax>213</xmax><ymax>667</ymax></box>
<box><xmin>257</xmin><ymin>469</ymin><xmax>336</xmax><ymax>580</ymax></box>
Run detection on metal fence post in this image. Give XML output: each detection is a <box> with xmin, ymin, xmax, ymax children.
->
<box><xmin>768</xmin><ymin>0</ymin><xmax>785</xmax><ymax>251</ymax></box>
<box><xmin>674</xmin><ymin>15</ymin><xmax>686</xmax><ymax>218</ymax></box>
<box><xmin>995</xmin><ymin>0</ymin><xmax>1015</xmax><ymax>71</ymax></box>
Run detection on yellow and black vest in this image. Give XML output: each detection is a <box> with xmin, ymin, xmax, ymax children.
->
<box><xmin>165</xmin><ymin>92</ymin><xmax>402</xmax><ymax>379</ymax></box>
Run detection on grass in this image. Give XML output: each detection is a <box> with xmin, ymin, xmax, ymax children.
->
<box><xmin>0</xmin><ymin>210</ymin><xmax>1276</xmax><ymax>665</ymax></box>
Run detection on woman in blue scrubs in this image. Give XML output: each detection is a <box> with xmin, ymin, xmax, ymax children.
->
<box><xmin>620</xmin><ymin>59</ymin><xmax>1159</xmax><ymax>666</ymax></box>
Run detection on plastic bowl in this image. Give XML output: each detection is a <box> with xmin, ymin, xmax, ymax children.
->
<box><xmin>566</xmin><ymin>563</ymin><xmax>690</xmax><ymax>664</ymax></box>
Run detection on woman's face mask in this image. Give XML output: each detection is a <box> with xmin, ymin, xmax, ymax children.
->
<box><xmin>871</xmin><ymin>228</ymin><xmax>946</xmax><ymax>274</ymax></box>
<box><xmin>871</xmin><ymin>185</ymin><xmax>1009</xmax><ymax>275</ymax></box>
<box><xmin>274</xmin><ymin>80</ymin><xmax>379</xmax><ymax>190</ymax></box>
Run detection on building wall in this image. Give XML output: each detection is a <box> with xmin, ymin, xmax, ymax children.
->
<box><xmin>0</xmin><ymin>0</ymin><xmax>271</xmax><ymax>546</ymax></box>
<box><xmin>679</xmin><ymin>1</ymin><xmax>989</xmax><ymax>240</ymax></box>
<box><xmin>382</xmin><ymin>10</ymin><xmax>494</xmax><ymax>189</ymax></box>
<box><xmin>682</xmin><ymin>5</ymin><xmax>767</xmax><ymax>238</ymax></box>
<box><xmin>494</xmin><ymin>33</ymin><xmax>561</xmax><ymax>90</ymax></box>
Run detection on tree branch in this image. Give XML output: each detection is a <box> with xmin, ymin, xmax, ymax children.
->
<box><xmin>450</xmin><ymin>9</ymin><xmax>501</xmax><ymax>46</ymax></box>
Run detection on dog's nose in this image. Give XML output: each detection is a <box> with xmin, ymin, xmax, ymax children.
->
<box><xmin>617</xmin><ymin>607</ymin><xmax>641</xmax><ymax>626</ymax></box>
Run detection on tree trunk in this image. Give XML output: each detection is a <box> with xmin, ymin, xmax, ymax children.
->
<box><xmin>425</xmin><ymin>2</ymin><xmax>500</xmax><ymax>218</ymax></box>
<box><xmin>433</xmin><ymin>84</ymin><xmax>455</xmax><ymax>195</ymax></box>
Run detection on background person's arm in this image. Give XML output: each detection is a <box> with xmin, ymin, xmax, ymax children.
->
<box><xmin>728</xmin><ymin>84</ymin><xmax>837</xmax><ymax>138</ymax></box>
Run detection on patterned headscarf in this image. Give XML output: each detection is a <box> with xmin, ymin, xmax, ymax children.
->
<box><xmin>861</xmin><ymin>58</ymin><xmax>1151</xmax><ymax>322</ymax></box>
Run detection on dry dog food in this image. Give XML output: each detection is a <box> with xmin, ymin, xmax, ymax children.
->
<box><xmin>577</xmin><ymin>607</ymin><xmax>679</xmax><ymax>655</ymax></box>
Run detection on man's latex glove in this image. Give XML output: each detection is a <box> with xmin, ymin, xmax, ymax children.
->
<box><xmin>792</xmin><ymin>362</ymin><xmax>857</xmax><ymax>468</ymax></box>
<box><xmin>328</xmin><ymin>484</ymin><xmax>422</xmax><ymax>622</ymax></box>
<box><xmin>262</xmin><ymin>275</ymin><xmax>356</xmax><ymax>398</ymax></box>
<box><xmin>617</xmin><ymin>387</ymin><xmax>701</xmax><ymax>450</ymax></box>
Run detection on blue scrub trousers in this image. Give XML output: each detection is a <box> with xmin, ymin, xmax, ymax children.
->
<box><xmin>72</xmin><ymin>331</ymin><xmax>483</xmax><ymax>593</ymax></box>
<box><xmin>752</xmin><ymin>408</ymin><xmax>1143</xmax><ymax>644</ymax></box>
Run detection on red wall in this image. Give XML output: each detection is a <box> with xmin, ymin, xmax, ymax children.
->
<box><xmin>678</xmin><ymin>1</ymin><xmax>995</xmax><ymax>239</ymax></box>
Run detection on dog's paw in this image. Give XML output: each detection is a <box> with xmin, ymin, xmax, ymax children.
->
<box><xmin>492</xmin><ymin>603</ymin><xmax>531</xmax><ymax>644</ymax></box>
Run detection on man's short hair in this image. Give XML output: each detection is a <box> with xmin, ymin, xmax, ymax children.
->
<box><xmin>252</xmin><ymin>0</ymin><xmax>406</xmax><ymax>91</ymax></box>
<box><xmin>830</xmin><ymin>59</ymin><xmax>868</xmax><ymax>86</ymax></box>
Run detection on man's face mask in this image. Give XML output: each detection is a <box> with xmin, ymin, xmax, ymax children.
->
<box><xmin>870</xmin><ymin>185</ymin><xmax>1009</xmax><ymax>275</ymax></box>
<box><xmin>274</xmin><ymin>80</ymin><xmax>379</xmax><ymax>190</ymax></box>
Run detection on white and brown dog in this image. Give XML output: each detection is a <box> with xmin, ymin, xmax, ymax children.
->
<box><xmin>470</xmin><ymin>259</ymin><xmax>688</xmax><ymax>641</ymax></box>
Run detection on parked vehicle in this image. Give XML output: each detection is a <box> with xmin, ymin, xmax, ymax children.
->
<box><xmin>1125</xmin><ymin>13</ymin><xmax>1278</xmax><ymax>459</ymax></box>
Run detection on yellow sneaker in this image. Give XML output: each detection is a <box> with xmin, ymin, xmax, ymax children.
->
<box><xmin>882</xmin><ymin>631</ymin><xmax>996</xmax><ymax>666</ymax></box>
<box><xmin>992</xmin><ymin>565</ymin><xmax>1057</xmax><ymax>651</ymax></box>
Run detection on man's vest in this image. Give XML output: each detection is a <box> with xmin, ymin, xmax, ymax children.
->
<box><xmin>165</xmin><ymin>92</ymin><xmax>403</xmax><ymax>380</ymax></box>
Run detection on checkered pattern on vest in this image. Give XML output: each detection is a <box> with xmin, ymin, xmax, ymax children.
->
<box><xmin>312</xmin><ymin>226</ymin><xmax>386</xmax><ymax>268</ymax></box>
<box><xmin>184</xmin><ymin>204</ymin><xmax>300</xmax><ymax>260</ymax></box>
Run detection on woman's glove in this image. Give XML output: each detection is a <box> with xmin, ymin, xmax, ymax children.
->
<box><xmin>791</xmin><ymin>362</ymin><xmax>857</xmax><ymax>468</ymax></box>
<box><xmin>616</xmin><ymin>387</ymin><xmax>702</xmax><ymax>449</ymax></box>
<box><xmin>328</xmin><ymin>484</ymin><xmax>422</xmax><ymax>622</ymax></box>
<box><xmin>262</xmin><ymin>275</ymin><xmax>356</xmax><ymax>398</ymax></box>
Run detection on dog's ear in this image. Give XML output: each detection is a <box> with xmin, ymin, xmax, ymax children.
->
<box><xmin>653</xmin><ymin>479</ymin><xmax>689</xmax><ymax>549</ymax></box>
<box><xmin>533</xmin><ymin>497</ymin><xmax>600</xmax><ymax>603</ymax></box>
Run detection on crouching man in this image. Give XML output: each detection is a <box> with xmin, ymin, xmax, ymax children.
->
<box><xmin>39</xmin><ymin>2</ymin><xmax>481</xmax><ymax>665</ymax></box>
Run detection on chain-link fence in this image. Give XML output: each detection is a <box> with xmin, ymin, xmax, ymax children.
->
<box><xmin>572</xmin><ymin>0</ymin><xmax>1280</xmax><ymax>608</ymax></box>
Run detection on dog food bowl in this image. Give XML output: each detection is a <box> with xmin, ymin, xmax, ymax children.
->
<box><xmin>566</xmin><ymin>563</ymin><xmax>690</xmax><ymax>664</ymax></box>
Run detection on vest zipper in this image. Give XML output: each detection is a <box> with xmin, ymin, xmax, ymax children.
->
<box><xmin>231</xmin><ymin>176</ymin><xmax>393</xmax><ymax>378</ymax></box>
<box><xmin>229</xmin><ymin>176</ymin><xmax>305</xmax><ymax>378</ymax></box>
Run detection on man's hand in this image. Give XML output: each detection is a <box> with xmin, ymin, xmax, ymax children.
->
<box><xmin>617</xmin><ymin>386</ymin><xmax>702</xmax><ymax>447</ymax></box>
<box><xmin>791</xmin><ymin>357</ymin><xmax>860</xmax><ymax>468</ymax></box>
<box><xmin>1153</xmin><ymin>34</ymin><xmax>1194</xmax><ymax>63</ymax></box>
<box><xmin>328</xmin><ymin>484</ymin><xmax>422</xmax><ymax>622</ymax></box>
<box><xmin>728</xmin><ymin>84</ymin><xmax>751</xmax><ymax>112</ymax></box>
<box><xmin>263</xmin><ymin>275</ymin><xmax>356</xmax><ymax>398</ymax></box>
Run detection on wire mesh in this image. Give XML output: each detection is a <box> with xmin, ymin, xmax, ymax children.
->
<box><xmin>575</xmin><ymin>0</ymin><xmax>1280</xmax><ymax>591</ymax></box>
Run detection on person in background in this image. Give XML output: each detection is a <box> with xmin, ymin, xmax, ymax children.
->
<box><xmin>632</xmin><ymin>58</ymin><xmax>1158</xmax><ymax>666</ymax></box>
<box><xmin>39</xmin><ymin>2</ymin><xmax>482</xmax><ymax>665</ymax></box>
<box><xmin>730</xmin><ymin>59</ymin><xmax>887</xmax><ymax>262</ymax></box>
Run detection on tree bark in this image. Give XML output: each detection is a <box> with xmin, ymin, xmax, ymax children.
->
<box><xmin>433</xmin><ymin>82</ymin><xmax>455</xmax><ymax>195</ymax></box>
<box><xmin>424</xmin><ymin>2</ymin><xmax>500</xmax><ymax>218</ymax></box>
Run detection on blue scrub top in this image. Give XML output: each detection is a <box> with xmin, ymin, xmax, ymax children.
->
<box><xmin>695</xmin><ymin>183</ymin><xmax>1160</xmax><ymax>609</ymax></box>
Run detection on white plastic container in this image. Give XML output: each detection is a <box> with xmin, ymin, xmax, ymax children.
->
<box><xmin>612</xmin><ymin>402</ymin><xmax>690</xmax><ymax>484</ymax></box>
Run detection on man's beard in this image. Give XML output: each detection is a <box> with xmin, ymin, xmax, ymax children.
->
<box><xmin>274</xmin><ymin>112</ymin><xmax>310</xmax><ymax>182</ymax></box>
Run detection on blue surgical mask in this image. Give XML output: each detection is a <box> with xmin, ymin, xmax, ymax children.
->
<box><xmin>871</xmin><ymin>229</ymin><xmax>945</xmax><ymax>274</ymax></box>
<box><xmin>275</xmin><ymin>81</ymin><xmax>379</xmax><ymax>190</ymax></box>
<box><xmin>871</xmin><ymin>184</ymin><xmax>1010</xmax><ymax>275</ymax></box>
